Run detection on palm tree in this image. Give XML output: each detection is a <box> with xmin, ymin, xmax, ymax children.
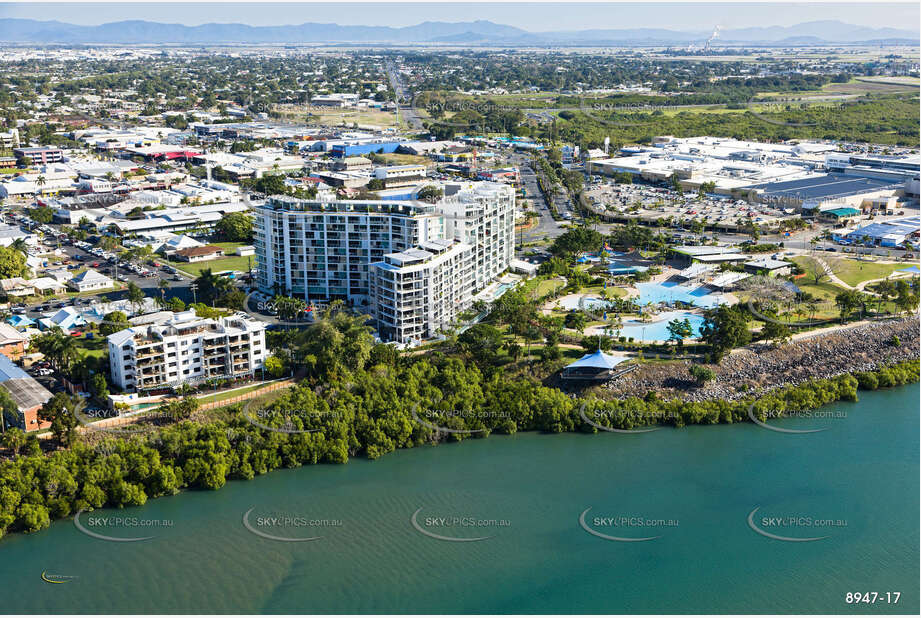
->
<box><xmin>806</xmin><ymin>299</ymin><xmax>819</xmax><ymax>321</ymax></box>
<box><xmin>158</xmin><ymin>277</ymin><xmax>171</xmax><ymax>301</ymax></box>
<box><xmin>34</xmin><ymin>328</ymin><xmax>79</xmax><ymax>373</ymax></box>
<box><xmin>9</xmin><ymin>237</ymin><xmax>28</xmax><ymax>255</ymax></box>
<box><xmin>193</xmin><ymin>268</ymin><xmax>232</xmax><ymax>306</ymax></box>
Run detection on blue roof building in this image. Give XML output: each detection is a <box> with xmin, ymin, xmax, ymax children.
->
<box><xmin>6</xmin><ymin>314</ymin><xmax>35</xmax><ymax>329</ymax></box>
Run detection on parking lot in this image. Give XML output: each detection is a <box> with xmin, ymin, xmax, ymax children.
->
<box><xmin>2</xmin><ymin>210</ymin><xmax>200</xmax><ymax>318</ymax></box>
<box><xmin>583</xmin><ymin>181</ymin><xmax>791</xmax><ymax>231</ymax></box>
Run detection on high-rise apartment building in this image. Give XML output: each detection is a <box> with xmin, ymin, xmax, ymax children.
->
<box><xmin>369</xmin><ymin>239</ymin><xmax>474</xmax><ymax>343</ymax></box>
<box><xmin>254</xmin><ymin>181</ymin><xmax>514</xmax><ymax>342</ymax></box>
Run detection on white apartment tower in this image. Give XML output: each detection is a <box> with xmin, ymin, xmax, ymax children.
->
<box><xmin>370</xmin><ymin>239</ymin><xmax>474</xmax><ymax>343</ymax></box>
<box><xmin>108</xmin><ymin>311</ymin><xmax>266</xmax><ymax>392</ymax></box>
<box><xmin>439</xmin><ymin>182</ymin><xmax>516</xmax><ymax>290</ymax></box>
<box><xmin>254</xmin><ymin>198</ymin><xmax>445</xmax><ymax>305</ymax></box>
<box><xmin>254</xmin><ymin>181</ymin><xmax>515</xmax><ymax>342</ymax></box>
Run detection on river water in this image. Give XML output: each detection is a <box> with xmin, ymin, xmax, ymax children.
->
<box><xmin>1</xmin><ymin>384</ymin><xmax>917</xmax><ymax>614</ymax></box>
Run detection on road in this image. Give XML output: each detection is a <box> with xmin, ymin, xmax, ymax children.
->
<box><xmin>14</xmin><ymin>241</ymin><xmax>201</xmax><ymax>324</ymax></box>
<box><xmin>387</xmin><ymin>62</ymin><xmax>424</xmax><ymax>131</ymax></box>
<box><xmin>517</xmin><ymin>162</ymin><xmax>563</xmax><ymax>245</ymax></box>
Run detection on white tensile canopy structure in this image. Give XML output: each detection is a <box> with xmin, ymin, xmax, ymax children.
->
<box><xmin>561</xmin><ymin>349</ymin><xmax>628</xmax><ymax>381</ymax></box>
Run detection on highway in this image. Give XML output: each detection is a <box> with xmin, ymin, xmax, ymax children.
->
<box><xmin>517</xmin><ymin>162</ymin><xmax>564</xmax><ymax>245</ymax></box>
<box><xmin>387</xmin><ymin>62</ymin><xmax>424</xmax><ymax>132</ymax></box>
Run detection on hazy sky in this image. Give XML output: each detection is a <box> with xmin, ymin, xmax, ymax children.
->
<box><xmin>0</xmin><ymin>2</ymin><xmax>917</xmax><ymax>31</ymax></box>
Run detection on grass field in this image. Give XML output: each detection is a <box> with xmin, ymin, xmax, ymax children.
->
<box><xmin>175</xmin><ymin>254</ymin><xmax>254</xmax><ymax>278</ymax></box>
<box><xmin>196</xmin><ymin>382</ymin><xmax>272</xmax><ymax>405</ymax></box>
<box><xmin>831</xmin><ymin>259</ymin><xmax>906</xmax><ymax>287</ymax></box>
<box><xmin>532</xmin><ymin>278</ymin><xmax>565</xmax><ymax>298</ymax></box>
<box><xmin>794</xmin><ymin>256</ymin><xmax>906</xmax><ymax>288</ymax></box>
<box><xmin>75</xmin><ymin>335</ymin><xmax>107</xmax><ymax>359</ymax></box>
<box><xmin>273</xmin><ymin>104</ymin><xmax>399</xmax><ymax>128</ymax></box>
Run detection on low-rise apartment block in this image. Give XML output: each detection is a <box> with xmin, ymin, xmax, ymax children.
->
<box><xmin>372</xmin><ymin>164</ymin><xmax>427</xmax><ymax>188</ymax></box>
<box><xmin>108</xmin><ymin>310</ymin><xmax>266</xmax><ymax>392</ymax></box>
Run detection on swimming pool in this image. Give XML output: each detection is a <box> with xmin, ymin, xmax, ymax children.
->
<box><xmin>614</xmin><ymin>310</ymin><xmax>706</xmax><ymax>341</ymax></box>
<box><xmin>635</xmin><ymin>281</ymin><xmax>725</xmax><ymax>308</ymax></box>
<box><xmin>608</xmin><ymin>260</ymin><xmax>649</xmax><ymax>275</ymax></box>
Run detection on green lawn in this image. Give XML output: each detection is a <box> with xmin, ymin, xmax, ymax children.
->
<box><xmin>831</xmin><ymin>259</ymin><xmax>905</xmax><ymax>288</ymax></box>
<box><xmin>75</xmin><ymin>335</ymin><xmax>107</xmax><ymax>359</ymax></box>
<box><xmin>794</xmin><ymin>256</ymin><xmax>907</xmax><ymax>288</ymax></box>
<box><xmin>175</xmin><ymin>255</ymin><xmax>255</xmax><ymax>278</ymax></box>
<box><xmin>210</xmin><ymin>241</ymin><xmax>246</xmax><ymax>253</ymax></box>
<box><xmin>533</xmin><ymin>278</ymin><xmax>565</xmax><ymax>298</ymax></box>
<box><xmin>196</xmin><ymin>382</ymin><xmax>272</xmax><ymax>404</ymax></box>
<box><xmin>791</xmin><ymin>280</ymin><xmax>848</xmax><ymax>301</ymax></box>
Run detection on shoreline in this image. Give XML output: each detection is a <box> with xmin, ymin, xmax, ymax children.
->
<box><xmin>0</xmin><ymin>360</ymin><xmax>918</xmax><ymax>541</ymax></box>
<box><xmin>601</xmin><ymin>316</ymin><xmax>919</xmax><ymax>402</ymax></box>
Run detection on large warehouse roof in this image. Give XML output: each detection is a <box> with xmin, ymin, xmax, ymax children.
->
<box><xmin>845</xmin><ymin>216</ymin><xmax>920</xmax><ymax>242</ymax></box>
<box><xmin>0</xmin><ymin>354</ymin><xmax>53</xmax><ymax>412</ymax></box>
<box><xmin>746</xmin><ymin>173</ymin><xmax>901</xmax><ymax>202</ymax></box>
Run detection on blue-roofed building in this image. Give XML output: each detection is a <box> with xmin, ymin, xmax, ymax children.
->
<box><xmin>38</xmin><ymin>307</ymin><xmax>86</xmax><ymax>332</ymax></box>
<box><xmin>746</xmin><ymin>173</ymin><xmax>902</xmax><ymax>210</ymax></box>
<box><xmin>836</xmin><ymin>216</ymin><xmax>921</xmax><ymax>248</ymax></box>
<box><xmin>6</xmin><ymin>314</ymin><xmax>35</xmax><ymax>330</ymax></box>
<box><xmin>330</xmin><ymin>141</ymin><xmax>402</xmax><ymax>158</ymax></box>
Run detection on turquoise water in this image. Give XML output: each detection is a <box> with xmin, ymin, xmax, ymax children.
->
<box><xmin>607</xmin><ymin>260</ymin><xmax>648</xmax><ymax>275</ymax></box>
<box><xmin>618</xmin><ymin>310</ymin><xmax>706</xmax><ymax>341</ymax></box>
<box><xmin>0</xmin><ymin>385</ymin><xmax>917</xmax><ymax>614</ymax></box>
<box><xmin>636</xmin><ymin>281</ymin><xmax>726</xmax><ymax>308</ymax></box>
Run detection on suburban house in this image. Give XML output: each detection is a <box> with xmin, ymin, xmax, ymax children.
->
<box><xmin>29</xmin><ymin>277</ymin><xmax>68</xmax><ymax>295</ymax></box>
<box><xmin>0</xmin><ymin>323</ymin><xmax>28</xmax><ymax>360</ymax></box>
<box><xmin>38</xmin><ymin>307</ymin><xmax>87</xmax><ymax>332</ymax></box>
<box><xmin>0</xmin><ymin>353</ymin><xmax>53</xmax><ymax>431</ymax></box>
<box><xmin>175</xmin><ymin>245</ymin><xmax>224</xmax><ymax>262</ymax></box>
<box><xmin>0</xmin><ymin>278</ymin><xmax>36</xmax><ymax>299</ymax></box>
<box><xmin>6</xmin><ymin>314</ymin><xmax>36</xmax><ymax>330</ymax></box>
<box><xmin>67</xmin><ymin>268</ymin><xmax>114</xmax><ymax>292</ymax></box>
<box><xmin>155</xmin><ymin>233</ymin><xmax>205</xmax><ymax>255</ymax></box>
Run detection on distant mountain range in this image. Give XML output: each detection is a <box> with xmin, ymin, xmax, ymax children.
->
<box><xmin>0</xmin><ymin>18</ymin><xmax>917</xmax><ymax>46</ymax></box>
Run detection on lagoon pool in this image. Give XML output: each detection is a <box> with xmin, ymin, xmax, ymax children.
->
<box><xmin>617</xmin><ymin>310</ymin><xmax>706</xmax><ymax>341</ymax></box>
<box><xmin>607</xmin><ymin>260</ymin><xmax>648</xmax><ymax>275</ymax></box>
<box><xmin>635</xmin><ymin>281</ymin><xmax>725</xmax><ymax>308</ymax></box>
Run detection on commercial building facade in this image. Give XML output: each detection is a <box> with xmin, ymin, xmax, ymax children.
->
<box><xmin>14</xmin><ymin>147</ymin><xmax>63</xmax><ymax>164</ymax></box>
